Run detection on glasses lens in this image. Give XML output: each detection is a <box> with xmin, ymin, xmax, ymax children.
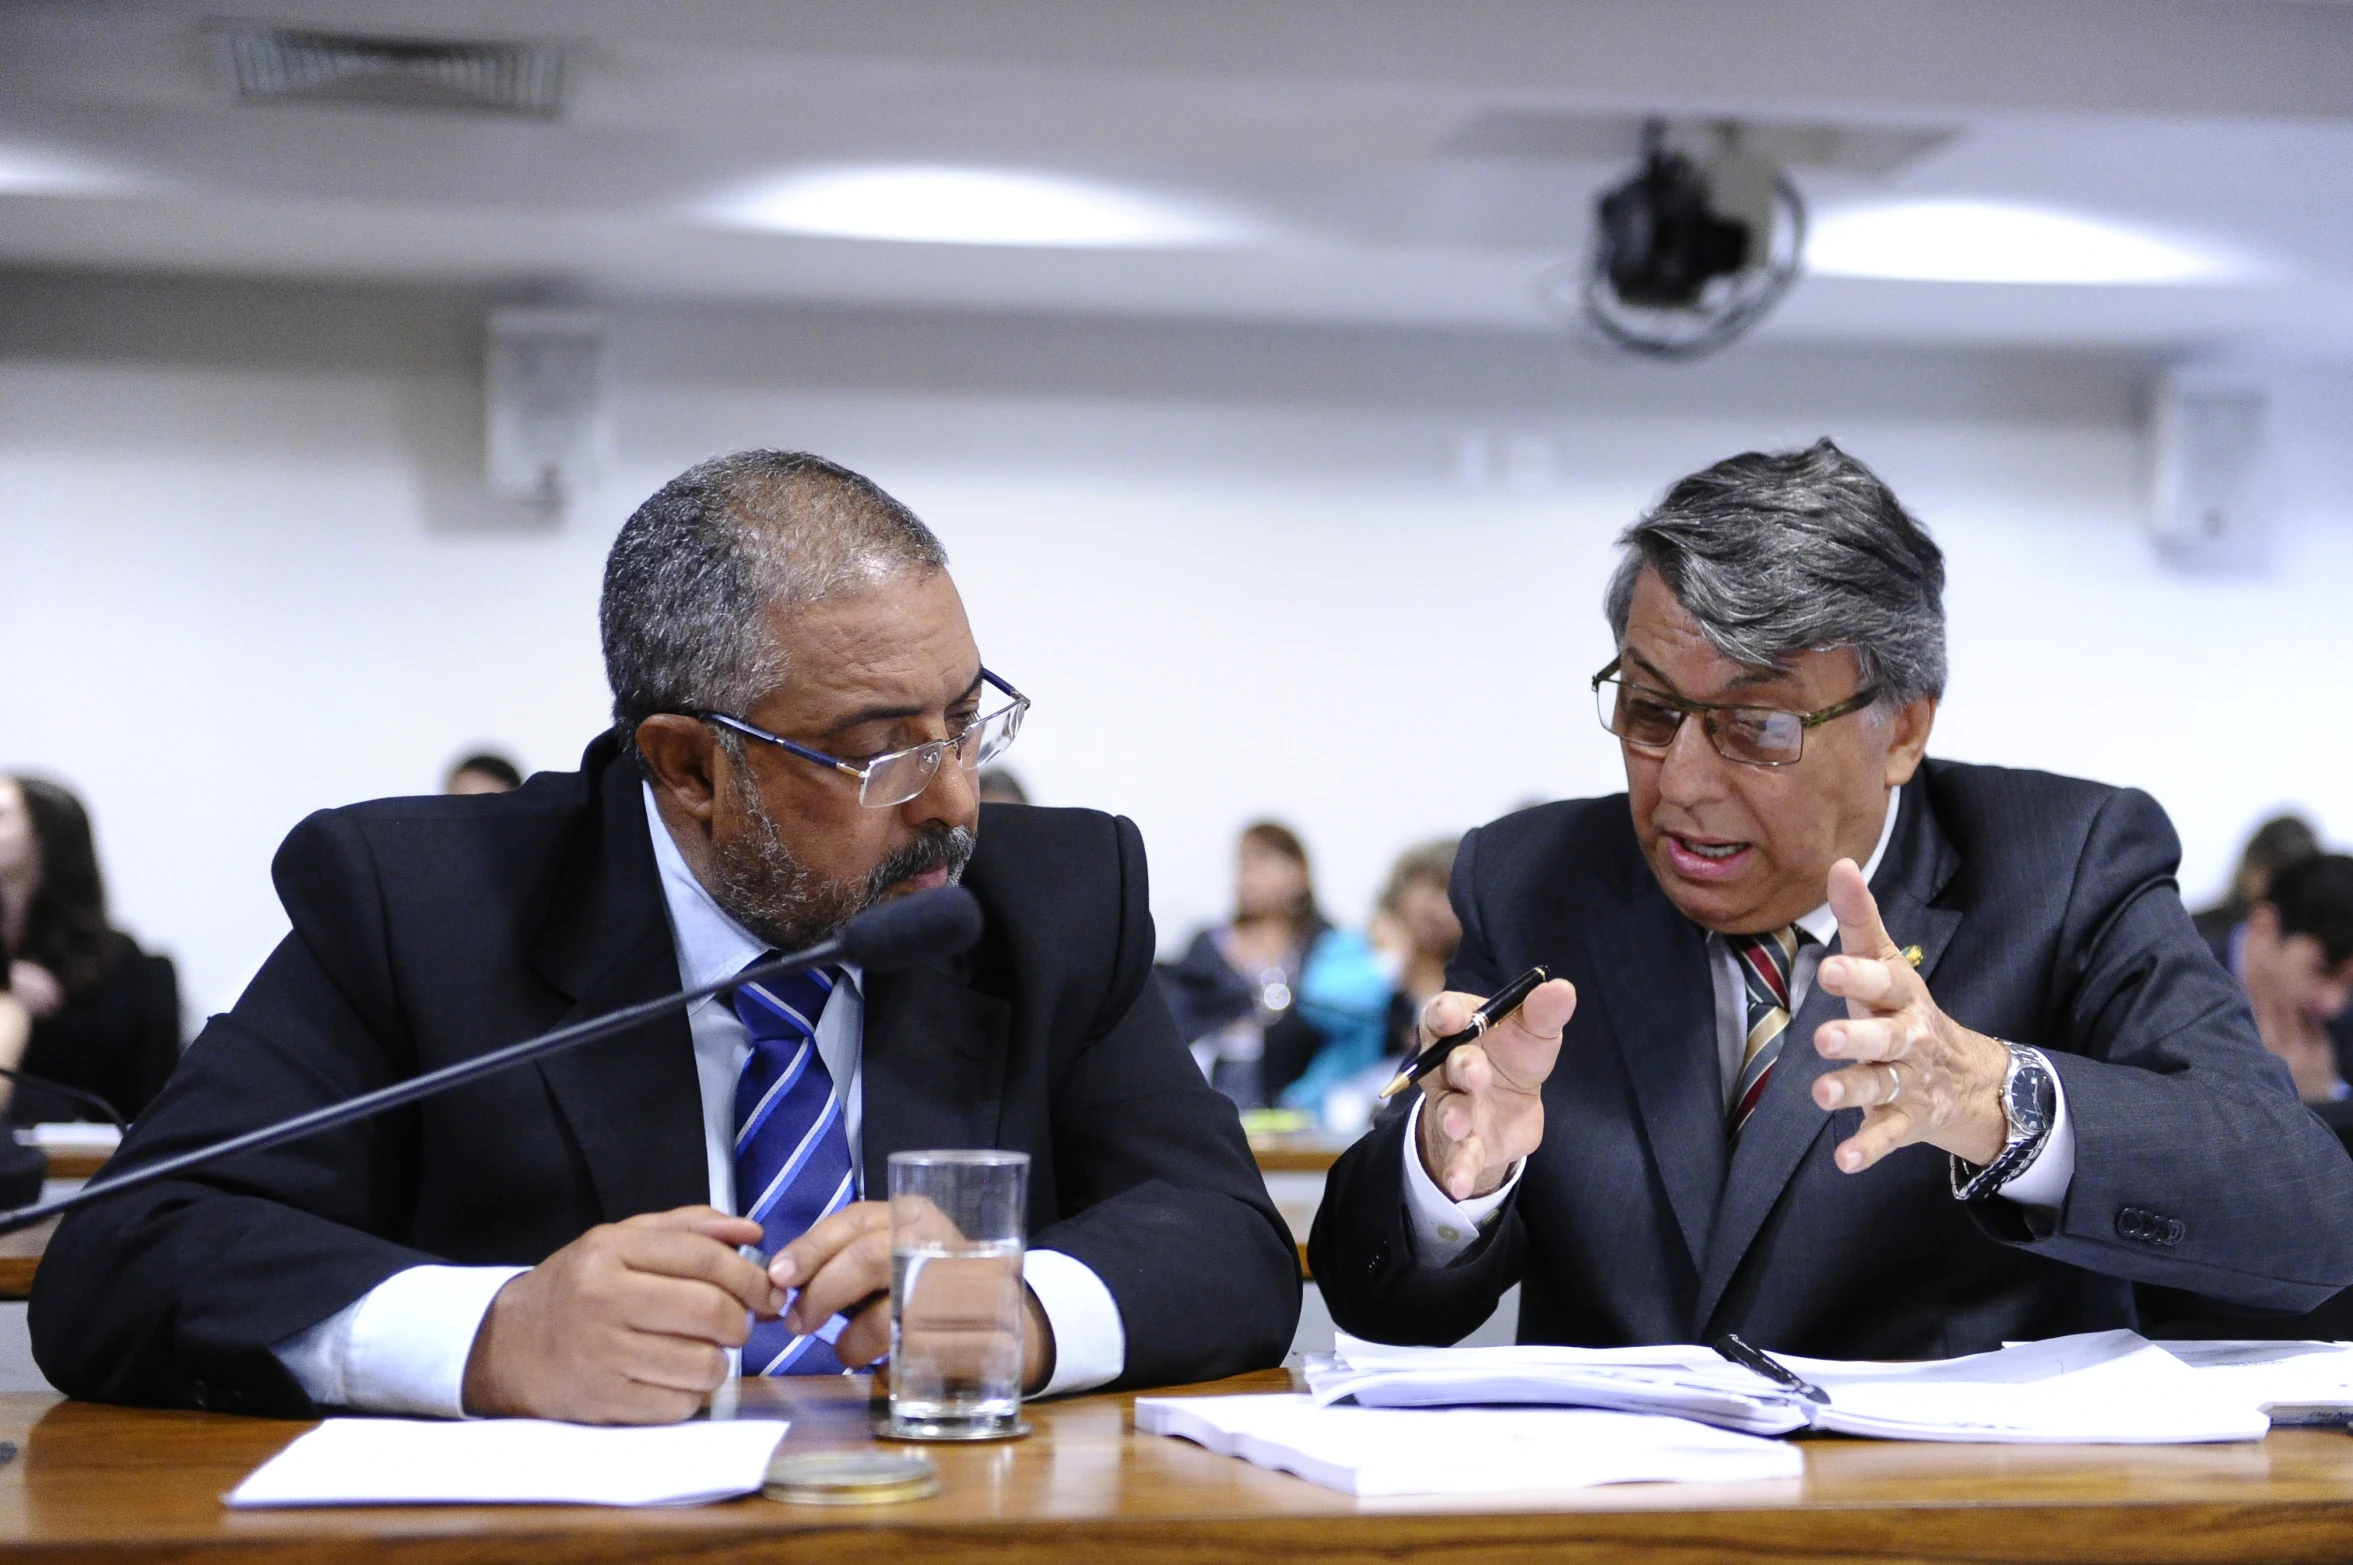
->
<box><xmin>860</xmin><ymin>746</ymin><xmax>945</xmax><ymax>809</ymax></box>
<box><xmin>1715</xmin><ymin>707</ymin><xmax>1805</xmax><ymax>765</ymax></box>
<box><xmin>958</xmin><ymin>699</ymin><xmax>1025</xmax><ymax>770</ymax></box>
<box><xmin>1603</xmin><ymin>681</ymin><xmax>1685</xmax><ymax>750</ymax></box>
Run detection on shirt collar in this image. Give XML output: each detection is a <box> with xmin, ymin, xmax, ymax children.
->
<box><xmin>639</xmin><ymin>781</ymin><xmax>863</xmax><ymax>1000</ymax></box>
<box><xmin>1792</xmin><ymin>784</ymin><xmax>1902</xmax><ymax>948</ymax></box>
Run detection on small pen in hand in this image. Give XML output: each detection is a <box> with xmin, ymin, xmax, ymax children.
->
<box><xmin>1376</xmin><ymin>965</ymin><xmax>1550</xmax><ymax>1101</ymax></box>
<box><xmin>1712</xmin><ymin>1333</ymin><xmax>1830</xmax><ymax>1405</ymax></box>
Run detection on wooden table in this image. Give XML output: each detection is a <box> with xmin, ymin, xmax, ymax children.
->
<box><xmin>0</xmin><ymin>1221</ymin><xmax>51</xmax><ymax>1301</ymax></box>
<box><xmin>6</xmin><ymin>1372</ymin><xmax>2353</xmax><ymax>1563</ymax></box>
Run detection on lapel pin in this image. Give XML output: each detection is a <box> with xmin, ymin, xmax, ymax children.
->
<box><xmin>1902</xmin><ymin>944</ymin><xmax>1924</xmax><ymax>969</ymax></box>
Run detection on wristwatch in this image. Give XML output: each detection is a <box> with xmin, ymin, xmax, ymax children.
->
<box><xmin>1949</xmin><ymin>1044</ymin><xmax>2057</xmax><ymax>1202</ymax></box>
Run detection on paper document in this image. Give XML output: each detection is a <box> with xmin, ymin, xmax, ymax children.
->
<box><xmin>2159</xmin><ymin>1340</ymin><xmax>2353</xmax><ymax>1424</ymax></box>
<box><xmin>226</xmin><ymin>1418</ymin><xmax>791</xmax><ymax>1508</ymax></box>
<box><xmin>1135</xmin><ymin>1393</ymin><xmax>1803</xmax><ymax>1496</ymax></box>
<box><xmin>1308</xmin><ymin>1330</ymin><xmax>2270</xmax><ymax>1445</ymax></box>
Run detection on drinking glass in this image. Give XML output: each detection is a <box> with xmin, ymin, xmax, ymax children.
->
<box><xmin>884</xmin><ymin>1149</ymin><xmax>1030</xmax><ymax>1441</ymax></box>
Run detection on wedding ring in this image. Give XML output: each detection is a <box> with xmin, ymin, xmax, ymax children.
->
<box><xmin>1882</xmin><ymin>1063</ymin><xmax>1903</xmax><ymax>1103</ymax></box>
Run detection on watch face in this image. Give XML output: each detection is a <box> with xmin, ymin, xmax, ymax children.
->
<box><xmin>2005</xmin><ymin>1058</ymin><xmax>2054</xmax><ymax>1139</ymax></box>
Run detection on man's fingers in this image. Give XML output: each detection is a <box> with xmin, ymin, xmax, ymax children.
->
<box><xmin>1442</xmin><ymin>1132</ymin><xmax>1487</xmax><ymax>1202</ymax></box>
<box><xmin>1812</xmin><ymin>1062</ymin><xmax>1909</xmax><ymax>1112</ymax></box>
<box><xmin>623</xmin><ymin>1205</ymin><xmax>766</xmax><ymax>1247</ymax></box>
<box><xmin>1834</xmin><ymin>1105</ymin><xmax>1918</xmax><ymax>1174</ymax></box>
<box><xmin>1816</xmin><ymin>953</ymin><xmax>1907</xmax><ymax>1013</ymax></box>
<box><xmin>1826</xmin><ymin>857</ymin><xmax>1903</xmax><ymax>963</ymax></box>
<box><xmin>617</xmin><ymin>1332</ymin><xmax>733</xmax><ymax>1395</ymax></box>
<box><xmin>1440</xmin><ymin>1041</ymin><xmax>1492</xmax><ymax>1098</ymax></box>
<box><xmin>833</xmin><ymin>1295</ymin><xmax>893</xmax><ymax>1368</ymax></box>
<box><xmin>1813</xmin><ymin>1015</ymin><xmax>1908</xmax><ymax>1063</ymax></box>
<box><xmin>769</xmin><ymin>1201</ymin><xmax>890</xmax><ymax>1289</ymax></box>
<box><xmin>784</xmin><ymin>1228</ymin><xmax>892</xmax><ymax>1333</ymax></box>
<box><xmin>1420</xmin><ymin>991</ymin><xmax>1479</xmax><ymax>1046</ymax></box>
<box><xmin>620</xmin><ymin>1228</ymin><xmax>781</xmax><ymax>1316</ymax></box>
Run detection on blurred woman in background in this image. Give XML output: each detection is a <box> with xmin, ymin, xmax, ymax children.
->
<box><xmin>0</xmin><ymin>776</ymin><xmax>181</xmax><ymax>1123</ymax></box>
<box><xmin>1369</xmin><ymin>837</ymin><xmax>1463</xmax><ymax>1060</ymax></box>
<box><xmin>1159</xmin><ymin>822</ymin><xmax>1389</xmax><ymax>1117</ymax></box>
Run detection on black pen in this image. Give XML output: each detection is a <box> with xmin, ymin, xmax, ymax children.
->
<box><xmin>1712</xmin><ymin>1333</ymin><xmax>1830</xmax><ymax>1404</ymax></box>
<box><xmin>1376</xmin><ymin>965</ymin><xmax>1550</xmax><ymax>1101</ymax></box>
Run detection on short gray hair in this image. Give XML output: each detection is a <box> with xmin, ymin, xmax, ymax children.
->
<box><xmin>600</xmin><ymin>450</ymin><xmax>948</xmax><ymax>768</ymax></box>
<box><xmin>1603</xmin><ymin>440</ymin><xmax>1946</xmax><ymax>706</ymax></box>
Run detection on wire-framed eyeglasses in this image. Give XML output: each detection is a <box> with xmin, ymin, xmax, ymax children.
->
<box><xmin>1591</xmin><ymin>656</ymin><xmax>1876</xmax><ymax>768</ymax></box>
<box><xmin>690</xmin><ymin>669</ymin><xmax>1029</xmax><ymax>809</ymax></box>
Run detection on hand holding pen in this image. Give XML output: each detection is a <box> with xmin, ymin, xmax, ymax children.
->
<box><xmin>1406</xmin><ymin>969</ymin><xmax>1578</xmax><ymax>1203</ymax></box>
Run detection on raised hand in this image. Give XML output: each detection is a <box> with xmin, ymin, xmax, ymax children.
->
<box><xmin>1810</xmin><ymin>858</ymin><xmax>2009</xmax><ymax>1172</ymax></box>
<box><xmin>1413</xmin><ymin>978</ymin><xmax>1577</xmax><ymax>1201</ymax></box>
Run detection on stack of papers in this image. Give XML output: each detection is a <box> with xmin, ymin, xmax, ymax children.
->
<box><xmin>1305</xmin><ymin>1330</ymin><xmax>2274</xmax><ymax>1445</ymax></box>
<box><xmin>1135</xmin><ymin>1393</ymin><xmax>1803</xmax><ymax>1495</ymax></box>
<box><xmin>226</xmin><ymin>1418</ymin><xmax>792</xmax><ymax>1508</ymax></box>
<box><xmin>2158</xmin><ymin>1339</ymin><xmax>2353</xmax><ymax>1425</ymax></box>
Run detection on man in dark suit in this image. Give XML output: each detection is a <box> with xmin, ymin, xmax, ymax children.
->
<box><xmin>1312</xmin><ymin>440</ymin><xmax>2353</xmax><ymax>1358</ymax></box>
<box><xmin>32</xmin><ymin>451</ymin><xmax>1297</xmax><ymax>1421</ymax></box>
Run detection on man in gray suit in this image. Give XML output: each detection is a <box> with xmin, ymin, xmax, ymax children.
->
<box><xmin>1311</xmin><ymin>440</ymin><xmax>2353</xmax><ymax>1357</ymax></box>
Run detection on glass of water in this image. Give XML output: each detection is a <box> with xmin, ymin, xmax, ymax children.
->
<box><xmin>884</xmin><ymin>1149</ymin><xmax>1030</xmax><ymax>1441</ymax></box>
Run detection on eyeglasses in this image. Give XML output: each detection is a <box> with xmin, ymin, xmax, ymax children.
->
<box><xmin>691</xmin><ymin>669</ymin><xmax>1029</xmax><ymax>809</ymax></box>
<box><xmin>1591</xmin><ymin>656</ymin><xmax>1876</xmax><ymax>768</ymax></box>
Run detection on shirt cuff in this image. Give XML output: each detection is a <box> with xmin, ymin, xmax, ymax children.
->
<box><xmin>269</xmin><ymin>1264</ymin><xmax>527</xmax><ymax>1418</ymax></box>
<box><xmin>1400</xmin><ymin>1097</ymin><xmax>1523</xmax><ymax>1262</ymax></box>
<box><xmin>1993</xmin><ymin>1058</ymin><xmax>2075</xmax><ymax>1210</ymax></box>
<box><xmin>1022</xmin><ymin>1248</ymin><xmax>1125</xmax><ymax>1397</ymax></box>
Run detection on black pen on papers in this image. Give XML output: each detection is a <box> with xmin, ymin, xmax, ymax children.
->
<box><xmin>1376</xmin><ymin>965</ymin><xmax>1549</xmax><ymax>1101</ymax></box>
<box><xmin>1713</xmin><ymin>1334</ymin><xmax>1830</xmax><ymax>1405</ymax></box>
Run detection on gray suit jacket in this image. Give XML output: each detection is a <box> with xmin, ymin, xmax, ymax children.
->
<box><xmin>1310</xmin><ymin>758</ymin><xmax>2353</xmax><ymax>1357</ymax></box>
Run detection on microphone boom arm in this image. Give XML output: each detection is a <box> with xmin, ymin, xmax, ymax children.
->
<box><xmin>0</xmin><ymin>935</ymin><xmax>850</xmax><ymax>1239</ymax></box>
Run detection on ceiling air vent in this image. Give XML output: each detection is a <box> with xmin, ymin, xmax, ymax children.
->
<box><xmin>212</xmin><ymin>22</ymin><xmax>566</xmax><ymax>116</ymax></box>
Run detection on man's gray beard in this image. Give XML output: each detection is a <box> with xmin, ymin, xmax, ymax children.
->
<box><xmin>705</xmin><ymin>778</ymin><xmax>975</xmax><ymax>955</ymax></box>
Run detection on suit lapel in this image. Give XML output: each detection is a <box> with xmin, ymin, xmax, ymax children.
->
<box><xmin>1583</xmin><ymin>861</ymin><xmax>1725</xmax><ymax>1272</ymax></box>
<box><xmin>859</xmin><ymin>959</ymin><xmax>1011</xmax><ymax>1192</ymax></box>
<box><xmin>1694</xmin><ymin>790</ymin><xmax>1964</xmax><ymax>1330</ymax></box>
<box><xmin>526</xmin><ymin>741</ymin><xmax>709</xmax><ymax>1222</ymax></box>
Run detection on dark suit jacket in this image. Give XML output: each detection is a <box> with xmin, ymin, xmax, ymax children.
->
<box><xmin>30</xmin><ymin>737</ymin><xmax>1299</xmax><ymax>1415</ymax></box>
<box><xmin>1310</xmin><ymin>759</ymin><xmax>2353</xmax><ymax>1359</ymax></box>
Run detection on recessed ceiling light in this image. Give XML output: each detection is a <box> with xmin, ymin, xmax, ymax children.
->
<box><xmin>705</xmin><ymin>165</ymin><xmax>1253</xmax><ymax>249</ymax></box>
<box><xmin>0</xmin><ymin>145</ymin><xmax>134</xmax><ymax>197</ymax></box>
<box><xmin>1807</xmin><ymin>200</ymin><xmax>2255</xmax><ymax>285</ymax></box>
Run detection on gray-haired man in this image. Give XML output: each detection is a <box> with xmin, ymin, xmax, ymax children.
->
<box><xmin>1312</xmin><ymin>440</ymin><xmax>2353</xmax><ymax>1356</ymax></box>
<box><xmin>33</xmin><ymin>451</ymin><xmax>1298</xmax><ymax>1420</ymax></box>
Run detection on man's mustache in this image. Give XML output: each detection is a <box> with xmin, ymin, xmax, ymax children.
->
<box><xmin>866</xmin><ymin>824</ymin><xmax>976</xmax><ymax>899</ymax></box>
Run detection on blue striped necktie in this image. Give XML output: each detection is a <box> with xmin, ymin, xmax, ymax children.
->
<box><xmin>730</xmin><ymin>961</ymin><xmax>856</xmax><ymax>1376</ymax></box>
<box><xmin>1728</xmin><ymin>926</ymin><xmax>1812</xmax><ymax>1136</ymax></box>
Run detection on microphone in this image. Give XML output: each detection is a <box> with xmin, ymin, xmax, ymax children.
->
<box><xmin>0</xmin><ymin>884</ymin><xmax>983</xmax><ymax>1239</ymax></box>
<box><xmin>836</xmin><ymin>881</ymin><xmax>985</xmax><ymax>973</ymax></box>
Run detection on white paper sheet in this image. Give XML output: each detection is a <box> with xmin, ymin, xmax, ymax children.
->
<box><xmin>2160</xmin><ymin>1339</ymin><xmax>2353</xmax><ymax>1422</ymax></box>
<box><xmin>1136</xmin><ymin>1392</ymin><xmax>1804</xmax><ymax>1496</ymax></box>
<box><xmin>225</xmin><ymin>1418</ymin><xmax>791</xmax><ymax>1508</ymax></box>
<box><xmin>1310</xmin><ymin>1330</ymin><xmax>2270</xmax><ymax>1445</ymax></box>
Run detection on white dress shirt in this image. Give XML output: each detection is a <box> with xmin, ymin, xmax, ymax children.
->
<box><xmin>271</xmin><ymin>784</ymin><xmax>1126</xmax><ymax>1414</ymax></box>
<box><xmin>1404</xmin><ymin>787</ymin><xmax>2076</xmax><ymax>1260</ymax></box>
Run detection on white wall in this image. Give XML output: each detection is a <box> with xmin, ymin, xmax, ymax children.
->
<box><xmin>4</xmin><ymin>271</ymin><xmax>2351</xmax><ymax>1023</ymax></box>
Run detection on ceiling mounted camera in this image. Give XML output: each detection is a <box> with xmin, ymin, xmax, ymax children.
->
<box><xmin>1540</xmin><ymin>120</ymin><xmax>1806</xmax><ymax>360</ymax></box>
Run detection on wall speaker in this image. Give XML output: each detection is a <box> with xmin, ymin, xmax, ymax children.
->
<box><xmin>485</xmin><ymin>308</ymin><xmax>608</xmax><ymax>506</ymax></box>
<box><xmin>2148</xmin><ymin>368</ymin><xmax>2272</xmax><ymax>573</ymax></box>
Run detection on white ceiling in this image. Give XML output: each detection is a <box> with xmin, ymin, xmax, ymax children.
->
<box><xmin>6</xmin><ymin>0</ymin><xmax>2353</xmax><ymax>354</ymax></box>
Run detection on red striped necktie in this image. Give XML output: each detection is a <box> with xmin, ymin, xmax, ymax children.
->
<box><xmin>1728</xmin><ymin>926</ymin><xmax>1812</xmax><ymax>1136</ymax></box>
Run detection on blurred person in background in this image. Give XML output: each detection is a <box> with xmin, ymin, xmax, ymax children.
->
<box><xmin>1160</xmin><ymin>822</ymin><xmax>1388</xmax><ymax>1116</ymax></box>
<box><xmin>443</xmin><ymin>752</ymin><xmax>524</xmax><ymax>795</ymax></box>
<box><xmin>1369</xmin><ymin>838</ymin><xmax>1463</xmax><ymax>1060</ymax></box>
<box><xmin>2207</xmin><ymin>853</ymin><xmax>2353</xmax><ymax>1104</ymax></box>
<box><xmin>977</xmin><ymin>767</ymin><xmax>1030</xmax><ymax>805</ymax></box>
<box><xmin>2193</xmin><ymin>813</ymin><xmax>2319</xmax><ymax>945</ymax></box>
<box><xmin>0</xmin><ymin>776</ymin><xmax>181</xmax><ymax>1124</ymax></box>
